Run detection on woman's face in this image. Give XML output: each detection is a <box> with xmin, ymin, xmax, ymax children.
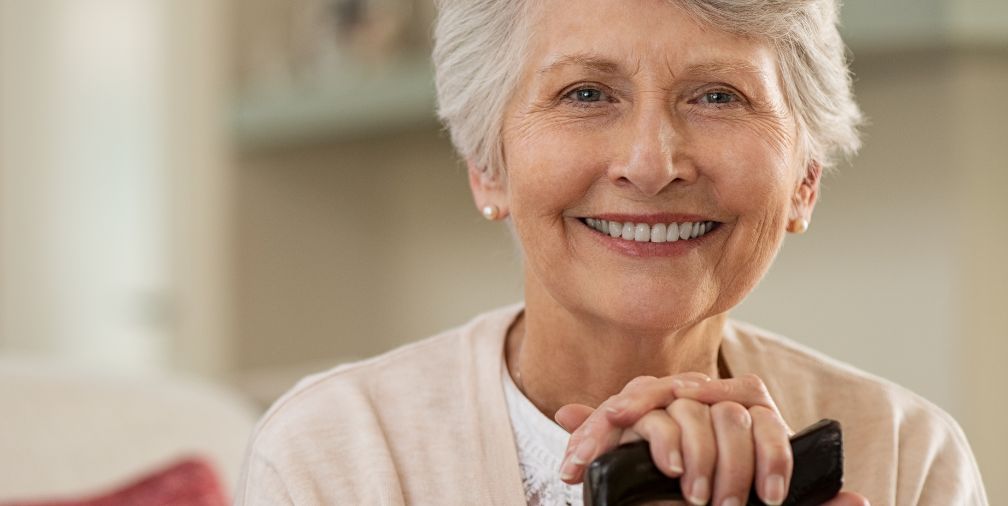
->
<box><xmin>475</xmin><ymin>0</ymin><xmax>818</xmax><ymax>333</ymax></box>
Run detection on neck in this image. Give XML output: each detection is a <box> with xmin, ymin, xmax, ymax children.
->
<box><xmin>506</xmin><ymin>290</ymin><xmax>728</xmax><ymax>420</ymax></box>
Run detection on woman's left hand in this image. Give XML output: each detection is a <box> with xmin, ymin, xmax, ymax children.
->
<box><xmin>556</xmin><ymin>373</ymin><xmax>794</xmax><ymax>505</ymax></box>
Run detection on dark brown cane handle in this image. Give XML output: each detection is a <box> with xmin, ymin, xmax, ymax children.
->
<box><xmin>583</xmin><ymin>418</ymin><xmax>843</xmax><ymax>506</ymax></box>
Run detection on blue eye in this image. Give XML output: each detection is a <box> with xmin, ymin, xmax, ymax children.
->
<box><xmin>699</xmin><ymin>90</ymin><xmax>738</xmax><ymax>105</ymax></box>
<box><xmin>567</xmin><ymin>87</ymin><xmax>607</xmax><ymax>103</ymax></box>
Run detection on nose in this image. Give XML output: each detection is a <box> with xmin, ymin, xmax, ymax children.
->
<box><xmin>608</xmin><ymin>101</ymin><xmax>695</xmax><ymax>196</ymax></box>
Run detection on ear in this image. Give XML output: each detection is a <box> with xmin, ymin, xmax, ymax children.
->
<box><xmin>467</xmin><ymin>159</ymin><xmax>509</xmax><ymax>219</ymax></box>
<box><xmin>789</xmin><ymin>160</ymin><xmax>822</xmax><ymax>228</ymax></box>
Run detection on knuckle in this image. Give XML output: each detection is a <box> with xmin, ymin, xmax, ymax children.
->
<box><xmin>626</xmin><ymin>375</ymin><xmax>657</xmax><ymax>390</ymax></box>
<box><xmin>763</xmin><ymin>441</ymin><xmax>793</xmax><ymax>465</ymax></box>
<box><xmin>710</xmin><ymin>379</ymin><xmax>733</xmax><ymax>395</ymax></box>
<box><xmin>740</xmin><ymin>373</ymin><xmax>767</xmax><ymax>394</ymax></box>
<box><xmin>668</xmin><ymin>397</ymin><xmax>706</xmax><ymax>419</ymax></box>
<box><xmin>712</xmin><ymin>401</ymin><xmax>752</xmax><ymax>429</ymax></box>
<box><xmin>635</xmin><ymin>410</ymin><xmax>666</xmax><ymax>435</ymax></box>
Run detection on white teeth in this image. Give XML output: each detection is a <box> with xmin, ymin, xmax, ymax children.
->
<box><xmin>667</xmin><ymin>223</ymin><xmax>680</xmax><ymax>242</ymax></box>
<box><xmin>585</xmin><ymin>219</ymin><xmax>716</xmax><ymax>244</ymax></box>
<box><xmin>650</xmin><ymin>223</ymin><xmax>667</xmax><ymax>243</ymax></box>
<box><xmin>620</xmin><ymin>222</ymin><xmax>634</xmax><ymax>240</ymax></box>
<box><xmin>634</xmin><ymin>223</ymin><xmax>650</xmax><ymax>242</ymax></box>
<box><xmin>608</xmin><ymin>221</ymin><xmax>621</xmax><ymax>238</ymax></box>
<box><xmin>679</xmin><ymin>222</ymin><xmax>692</xmax><ymax>240</ymax></box>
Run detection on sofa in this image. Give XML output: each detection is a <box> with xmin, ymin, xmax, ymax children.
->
<box><xmin>0</xmin><ymin>356</ymin><xmax>260</xmax><ymax>504</ymax></box>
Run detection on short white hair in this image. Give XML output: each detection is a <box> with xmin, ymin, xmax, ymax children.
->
<box><xmin>432</xmin><ymin>0</ymin><xmax>863</xmax><ymax>177</ymax></box>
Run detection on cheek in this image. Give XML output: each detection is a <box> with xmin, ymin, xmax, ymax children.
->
<box><xmin>689</xmin><ymin>120</ymin><xmax>796</xmax><ymax>221</ymax></box>
<box><xmin>689</xmin><ymin>123</ymin><xmax>797</xmax><ymax>280</ymax></box>
<box><xmin>504</xmin><ymin>126</ymin><xmax>608</xmax><ymax>218</ymax></box>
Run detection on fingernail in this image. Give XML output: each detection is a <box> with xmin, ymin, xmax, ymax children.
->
<box><xmin>721</xmin><ymin>497</ymin><xmax>741</xmax><ymax>506</ymax></box>
<box><xmin>560</xmin><ymin>460</ymin><xmax>577</xmax><ymax>481</ymax></box>
<box><xmin>667</xmin><ymin>451</ymin><xmax>684</xmax><ymax>475</ymax></box>
<box><xmin>764</xmin><ymin>474</ymin><xmax>785</xmax><ymax>505</ymax></box>
<box><xmin>570</xmin><ymin>438</ymin><xmax>597</xmax><ymax>465</ymax></box>
<box><xmin>553</xmin><ymin>412</ymin><xmax>566</xmax><ymax>427</ymax></box>
<box><xmin>687</xmin><ymin>476</ymin><xmax>709</xmax><ymax>505</ymax></box>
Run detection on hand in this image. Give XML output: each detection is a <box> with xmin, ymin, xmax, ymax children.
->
<box><xmin>556</xmin><ymin>374</ymin><xmax>870</xmax><ymax>505</ymax></box>
<box><xmin>560</xmin><ymin>374</ymin><xmax>789</xmax><ymax>504</ymax></box>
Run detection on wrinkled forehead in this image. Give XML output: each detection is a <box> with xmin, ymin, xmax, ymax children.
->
<box><xmin>520</xmin><ymin>0</ymin><xmax>781</xmax><ymax>87</ymax></box>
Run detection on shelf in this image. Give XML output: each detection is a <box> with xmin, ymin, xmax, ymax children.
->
<box><xmin>232</xmin><ymin>58</ymin><xmax>437</xmax><ymax>149</ymax></box>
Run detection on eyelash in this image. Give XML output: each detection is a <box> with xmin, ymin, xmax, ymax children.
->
<box><xmin>558</xmin><ymin>84</ymin><xmax>747</xmax><ymax>110</ymax></box>
<box><xmin>692</xmin><ymin>88</ymin><xmax>744</xmax><ymax>108</ymax></box>
<box><xmin>561</xmin><ymin>84</ymin><xmax>614</xmax><ymax>108</ymax></box>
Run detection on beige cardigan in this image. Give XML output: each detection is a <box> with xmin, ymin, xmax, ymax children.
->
<box><xmin>235</xmin><ymin>305</ymin><xmax>987</xmax><ymax>505</ymax></box>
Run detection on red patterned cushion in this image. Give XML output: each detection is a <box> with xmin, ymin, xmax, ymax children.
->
<box><xmin>1</xmin><ymin>457</ymin><xmax>228</xmax><ymax>506</ymax></box>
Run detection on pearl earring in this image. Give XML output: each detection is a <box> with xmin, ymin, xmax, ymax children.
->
<box><xmin>789</xmin><ymin>218</ymin><xmax>809</xmax><ymax>234</ymax></box>
<box><xmin>482</xmin><ymin>205</ymin><xmax>500</xmax><ymax>220</ymax></box>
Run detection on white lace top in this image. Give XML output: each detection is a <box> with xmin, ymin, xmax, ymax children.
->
<box><xmin>502</xmin><ymin>365</ymin><xmax>584</xmax><ymax>506</ymax></box>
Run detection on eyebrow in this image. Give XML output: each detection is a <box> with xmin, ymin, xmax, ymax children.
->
<box><xmin>536</xmin><ymin>53</ymin><xmax>768</xmax><ymax>81</ymax></box>
<box><xmin>684</xmin><ymin>61</ymin><xmax>768</xmax><ymax>80</ymax></box>
<box><xmin>536</xmin><ymin>53</ymin><xmax>627</xmax><ymax>76</ymax></box>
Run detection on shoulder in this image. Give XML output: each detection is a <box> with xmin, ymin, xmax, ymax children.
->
<box><xmin>725</xmin><ymin>319</ymin><xmax>942</xmax><ymax>419</ymax></box>
<box><xmin>237</xmin><ymin>304</ymin><xmax>522</xmax><ymax>504</ymax></box>
<box><xmin>725</xmin><ymin>320</ymin><xmax>987</xmax><ymax>505</ymax></box>
<box><xmin>251</xmin><ymin>316</ymin><xmax>475</xmax><ymax>456</ymax></box>
<box><xmin>255</xmin><ymin>303</ymin><xmax>519</xmax><ymax>435</ymax></box>
<box><xmin>237</xmin><ymin>327</ymin><xmax>465</xmax><ymax>504</ymax></box>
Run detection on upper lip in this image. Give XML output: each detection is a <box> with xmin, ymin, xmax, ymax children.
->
<box><xmin>581</xmin><ymin>213</ymin><xmax>718</xmax><ymax>224</ymax></box>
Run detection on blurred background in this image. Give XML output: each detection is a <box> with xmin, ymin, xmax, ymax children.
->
<box><xmin>1</xmin><ymin>0</ymin><xmax>1005</xmax><ymax>502</ymax></box>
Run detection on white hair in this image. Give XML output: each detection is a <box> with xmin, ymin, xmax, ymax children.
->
<box><xmin>432</xmin><ymin>0</ymin><xmax>863</xmax><ymax>178</ymax></box>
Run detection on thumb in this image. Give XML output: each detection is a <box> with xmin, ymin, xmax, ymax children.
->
<box><xmin>554</xmin><ymin>403</ymin><xmax>595</xmax><ymax>433</ymax></box>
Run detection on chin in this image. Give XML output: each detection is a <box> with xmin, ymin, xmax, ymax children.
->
<box><xmin>583</xmin><ymin>295</ymin><xmax>714</xmax><ymax>335</ymax></box>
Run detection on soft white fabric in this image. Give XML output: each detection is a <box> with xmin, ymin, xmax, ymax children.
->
<box><xmin>502</xmin><ymin>362</ymin><xmax>582</xmax><ymax>506</ymax></box>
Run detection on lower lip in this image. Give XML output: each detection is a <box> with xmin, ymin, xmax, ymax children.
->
<box><xmin>579</xmin><ymin>220</ymin><xmax>720</xmax><ymax>258</ymax></box>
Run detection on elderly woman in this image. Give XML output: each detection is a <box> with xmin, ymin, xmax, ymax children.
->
<box><xmin>236</xmin><ymin>0</ymin><xmax>988</xmax><ymax>505</ymax></box>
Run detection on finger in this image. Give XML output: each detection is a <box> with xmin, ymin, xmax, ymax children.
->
<box><xmin>604</xmin><ymin>373</ymin><xmax>711</xmax><ymax>426</ymax></box>
<box><xmin>560</xmin><ymin>373</ymin><xmax>706</xmax><ymax>484</ymax></box>
<box><xmin>672</xmin><ymin>374</ymin><xmax>784</xmax><ymax>420</ymax></box>
<box><xmin>667</xmin><ymin>399</ymin><xmax>716</xmax><ymax>506</ymax></box>
<box><xmin>625</xmin><ymin>409</ymin><xmax>685</xmax><ymax>477</ymax></box>
<box><xmin>709</xmin><ymin>402</ymin><xmax>755</xmax><ymax>506</ymax></box>
<box><xmin>821</xmin><ymin>491</ymin><xmax>871</xmax><ymax>506</ymax></box>
<box><xmin>750</xmin><ymin>405</ymin><xmax>793</xmax><ymax>506</ymax></box>
<box><xmin>617</xmin><ymin>428</ymin><xmax>643</xmax><ymax>445</ymax></box>
<box><xmin>555</xmin><ymin>403</ymin><xmax>594</xmax><ymax>433</ymax></box>
<box><xmin>559</xmin><ymin>400</ymin><xmax>623</xmax><ymax>484</ymax></box>
<box><xmin>559</xmin><ymin>376</ymin><xmax>678</xmax><ymax>482</ymax></box>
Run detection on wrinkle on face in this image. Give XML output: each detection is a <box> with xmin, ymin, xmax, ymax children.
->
<box><xmin>499</xmin><ymin>0</ymin><xmax>810</xmax><ymax>332</ymax></box>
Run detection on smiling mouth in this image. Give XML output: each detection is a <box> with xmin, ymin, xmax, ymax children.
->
<box><xmin>580</xmin><ymin>218</ymin><xmax>720</xmax><ymax>243</ymax></box>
